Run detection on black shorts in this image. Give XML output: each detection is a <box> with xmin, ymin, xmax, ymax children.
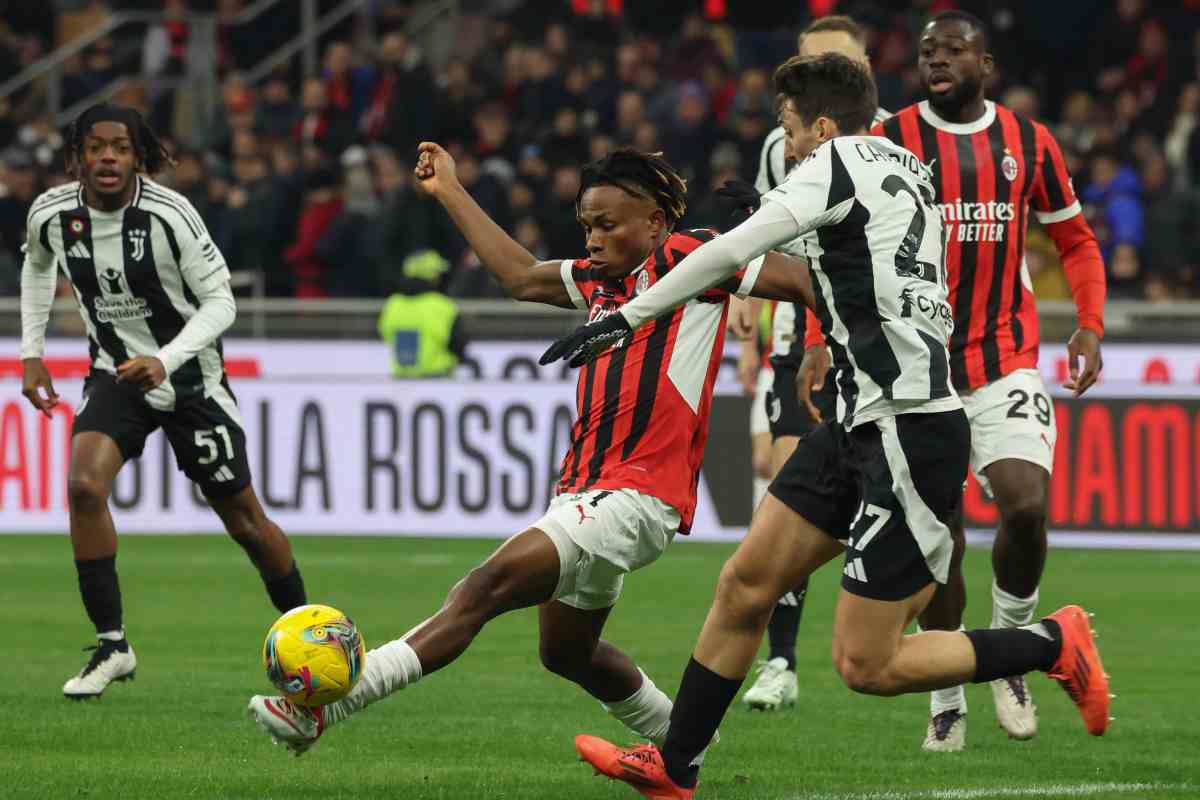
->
<box><xmin>73</xmin><ymin>370</ymin><xmax>251</xmax><ymax>499</ymax></box>
<box><xmin>765</xmin><ymin>364</ymin><xmax>836</xmax><ymax>441</ymax></box>
<box><xmin>768</xmin><ymin>409</ymin><xmax>969</xmax><ymax>601</ymax></box>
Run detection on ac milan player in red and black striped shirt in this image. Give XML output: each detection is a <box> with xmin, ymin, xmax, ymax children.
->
<box><xmin>247</xmin><ymin>142</ymin><xmax>814</xmax><ymax>757</ymax></box>
<box><xmin>865</xmin><ymin>10</ymin><xmax>1107</xmax><ymax>751</ymax></box>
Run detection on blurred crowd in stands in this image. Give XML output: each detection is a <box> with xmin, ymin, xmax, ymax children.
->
<box><xmin>2</xmin><ymin>0</ymin><xmax>1200</xmax><ymax>302</ymax></box>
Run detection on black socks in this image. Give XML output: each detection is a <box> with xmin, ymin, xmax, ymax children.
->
<box><xmin>264</xmin><ymin>562</ymin><xmax>307</xmax><ymax>612</ymax></box>
<box><xmin>767</xmin><ymin>579</ymin><xmax>807</xmax><ymax>671</ymax></box>
<box><xmin>660</xmin><ymin>657</ymin><xmax>744</xmax><ymax>788</ymax></box>
<box><xmin>75</xmin><ymin>556</ymin><xmax>122</xmax><ymax>635</ymax></box>
<box><xmin>964</xmin><ymin>619</ymin><xmax>1062</xmax><ymax>683</ymax></box>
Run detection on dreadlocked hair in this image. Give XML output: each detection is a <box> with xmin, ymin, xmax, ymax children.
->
<box><xmin>576</xmin><ymin>148</ymin><xmax>688</xmax><ymax>229</ymax></box>
<box><xmin>65</xmin><ymin>103</ymin><xmax>175</xmax><ymax>178</ymax></box>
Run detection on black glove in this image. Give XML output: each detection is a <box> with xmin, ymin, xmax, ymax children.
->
<box><xmin>539</xmin><ymin>312</ymin><xmax>633</xmax><ymax>368</ymax></box>
<box><xmin>715</xmin><ymin>179</ymin><xmax>761</xmax><ymax>230</ymax></box>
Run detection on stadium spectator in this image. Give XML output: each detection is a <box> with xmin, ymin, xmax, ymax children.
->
<box><xmin>1140</xmin><ymin>152</ymin><xmax>1200</xmax><ymax>298</ymax></box>
<box><xmin>1083</xmin><ymin>148</ymin><xmax>1144</xmax><ymax>297</ymax></box>
<box><xmin>284</xmin><ymin>166</ymin><xmax>343</xmax><ymax>298</ymax></box>
<box><xmin>256</xmin><ymin>72</ymin><xmax>301</xmax><ymax>142</ymax></box>
<box><xmin>323</xmin><ymin>41</ymin><xmax>375</xmax><ymax>131</ymax></box>
<box><xmin>1164</xmin><ymin>83</ymin><xmax>1198</xmax><ymax>186</ymax></box>
<box><xmin>0</xmin><ymin>147</ymin><xmax>36</xmax><ymax>286</ymax></box>
<box><xmin>294</xmin><ymin>77</ymin><xmax>355</xmax><ymax>159</ymax></box>
<box><xmin>363</xmin><ymin>30</ymin><xmax>434</xmax><ymax>154</ymax></box>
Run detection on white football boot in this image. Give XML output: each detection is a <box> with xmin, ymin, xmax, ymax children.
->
<box><xmin>248</xmin><ymin>695</ymin><xmax>325</xmax><ymax>755</ymax></box>
<box><xmin>742</xmin><ymin>657</ymin><xmax>799</xmax><ymax>711</ymax></box>
<box><xmin>922</xmin><ymin>708</ymin><xmax>966</xmax><ymax>752</ymax></box>
<box><xmin>63</xmin><ymin>640</ymin><xmax>137</xmax><ymax>699</ymax></box>
<box><xmin>991</xmin><ymin>676</ymin><xmax>1038</xmax><ymax>740</ymax></box>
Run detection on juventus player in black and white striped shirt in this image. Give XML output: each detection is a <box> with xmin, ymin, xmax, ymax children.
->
<box><xmin>20</xmin><ymin>104</ymin><xmax>307</xmax><ymax>698</ymax></box>
<box><xmin>739</xmin><ymin>13</ymin><xmax>894</xmax><ymax>713</ymax></box>
<box><xmin>554</xmin><ymin>55</ymin><xmax>1108</xmax><ymax>796</ymax></box>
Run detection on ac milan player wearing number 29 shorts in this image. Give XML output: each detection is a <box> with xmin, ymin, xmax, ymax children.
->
<box><xmin>872</xmin><ymin>10</ymin><xmax>1106</xmax><ymax>751</ymax></box>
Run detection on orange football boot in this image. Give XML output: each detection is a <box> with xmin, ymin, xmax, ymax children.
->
<box><xmin>1045</xmin><ymin>605</ymin><xmax>1111</xmax><ymax>736</ymax></box>
<box><xmin>575</xmin><ymin>735</ymin><xmax>696</xmax><ymax>800</ymax></box>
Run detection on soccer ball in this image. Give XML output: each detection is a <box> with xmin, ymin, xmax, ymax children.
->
<box><xmin>262</xmin><ymin>604</ymin><xmax>365</xmax><ymax>708</ymax></box>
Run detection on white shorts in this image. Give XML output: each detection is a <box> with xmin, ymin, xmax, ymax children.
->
<box><xmin>749</xmin><ymin>367</ymin><xmax>773</xmax><ymax>437</ymax></box>
<box><xmin>531</xmin><ymin>488</ymin><xmax>680</xmax><ymax>610</ymax></box>
<box><xmin>961</xmin><ymin>369</ymin><xmax>1056</xmax><ymax>496</ymax></box>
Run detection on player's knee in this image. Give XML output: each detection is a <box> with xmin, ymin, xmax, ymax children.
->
<box><xmin>67</xmin><ymin>472</ymin><xmax>110</xmax><ymax>512</ymax></box>
<box><xmin>999</xmin><ymin>495</ymin><xmax>1047</xmax><ymax>539</ymax></box>
<box><xmin>714</xmin><ymin>558</ymin><xmax>775</xmax><ymax>627</ymax></box>
<box><xmin>833</xmin><ymin>651</ymin><xmax>897</xmax><ymax>696</ymax></box>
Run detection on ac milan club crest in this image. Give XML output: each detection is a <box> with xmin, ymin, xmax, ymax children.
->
<box><xmin>635</xmin><ymin>270</ymin><xmax>650</xmax><ymax>295</ymax></box>
<box><xmin>1001</xmin><ymin>150</ymin><xmax>1019</xmax><ymax>182</ymax></box>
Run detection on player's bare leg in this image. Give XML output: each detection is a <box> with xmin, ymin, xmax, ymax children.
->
<box><xmin>211</xmin><ymin>486</ymin><xmax>307</xmax><ymax>612</ymax></box>
<box><xmin>744</xmin><ymin>436</ymin><xmax>806</xmax><ymax>710</ymax></box>
<box><xmin>539</xmin><ymin>601</ymin><xmax>679</xmax><ymax>748</ymax></box>
<box><xmin>985</xmin><ymin>459</ymin><xmax>1051</xmax><ymax>740</ymax></box>
<box><xmin>916</xmin><ymin>503</ymin><xmax>969</xmax><ymax>750</ymax></box>
<box><xmin>63</xmin><ymin>432</ymin><xmax>136</xmax><ymax>698</ymax></box>
<box><xmin>693</xmin><ymin>496</ymin><xmax>842</xmax><ymax>679</ymax></box>
<box><xmin>249</xmin><ymin>528</ymin><xmax>562</xmax><ymax>751</ymax></box>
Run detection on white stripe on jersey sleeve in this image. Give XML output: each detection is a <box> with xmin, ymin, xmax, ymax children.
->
<box><xmin>1034</xmin><ymin>200</ymin><xmax>1082</xmax><ymax>225</ymax></box>
<box><xmin>559</xmin><ymin>259</ymin><xmax>588</xmax><ymax>309</ymax></box>
<box><xmin>734</xmin><ymin>254</ymin><xmax>765</xmax><ymax>299</ymax></box>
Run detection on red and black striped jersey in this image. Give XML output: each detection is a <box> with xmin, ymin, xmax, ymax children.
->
<box><xmin>556</xmin><ymin>229</ymin><xmax>756</xmax><ymax>533</ymax></box>
<box><xmin>873</xmin><ymin>101</ymin><xmax>1082</xmax><ymax>390</ymax></box>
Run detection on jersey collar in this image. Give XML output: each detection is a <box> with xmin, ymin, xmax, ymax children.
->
<box><xmin>918</xmin><ymin>99</ymin><xmax>995</xmax><ymax>135</ymax></box>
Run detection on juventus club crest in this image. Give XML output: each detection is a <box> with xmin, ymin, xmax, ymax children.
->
<box><xmin>1001</xmin><ymin>149</ymin><xmax>1019</xmax><ymax>182</ymax></box>
<box><xmin>127</xmin><ymin>228</ymin><xmax>147</xmax><ymax>261</ymax></box>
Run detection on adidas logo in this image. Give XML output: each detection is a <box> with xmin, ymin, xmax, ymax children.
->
<box><xmin>68</xmin><ymin>241</ymin><xmax>91</xmax><ymax>259</ymax></box>
<box><xmin>210</xmin><ymin>465</ymin><xmax>236</xmax><ymax>483</ymax></box>
<box><xmin>843</xmin><ymin>557</ymin><xmax>868</xmax><ymax>582</ymax></box>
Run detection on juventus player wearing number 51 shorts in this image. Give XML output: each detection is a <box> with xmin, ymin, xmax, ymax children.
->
<box><xmin>549</xmin><ymin>54</ymin><xmax>1109</xmax><ymax>799</ymax></box>
<box><xmin>20</xmin><ymin>104</ymin><xmax>307</xmax><ymax>699</ymax></box>
<box><xmin>867</xmin><ymin>11</ymin><xmax>1107</xmax><ymax>751</ymax></box>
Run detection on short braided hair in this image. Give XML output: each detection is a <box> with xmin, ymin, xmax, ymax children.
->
<box><xmin>576</xmin><ymin>148</ymin><xmax>688</xmax><ymax>229</ymax></box>
<box><xmin>65</xmin><ymin>103</ymin><xmax>175</xmax><ymax>178</ymax></box>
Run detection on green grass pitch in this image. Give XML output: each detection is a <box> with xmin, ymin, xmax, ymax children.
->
<box><xmin>3</xmin><ymin>535</ymin><xmax>1197</xmax><ymax>800</ymax></box>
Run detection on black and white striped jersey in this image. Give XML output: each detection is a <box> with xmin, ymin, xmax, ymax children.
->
<box><xmin>757</xmin><ymin>108</ymin><xmax>892</xmax><ymax>364</ymax></box>
<box><xmin>23</xmin><ymin>177</ymin><xmax>232</xmax><ymax>412</ymax></box>
<box><xmin>761</xmin><ymin>135</ymin><xmax>960</xmax><ymax>428</ymax></box>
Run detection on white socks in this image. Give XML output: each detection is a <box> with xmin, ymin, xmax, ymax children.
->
<box><xmin>97</xmin><ymin>629</ymin><xmax>125</xmax><ymax>642</ymax></box>
<box><xmin>920</xmin><ymin>624</ymin><xmax>967</xmax><ymax>715</ymax></box>
<box><xmin>325</xmin><ymin>638</ymin><xmax>423</xmax><ymax>726</ymax></box>
<box><xmin>602</xmin><ymin>669</ymin><xmax>714</xmax><ymax>766</ymax></box>
<box><xmin>602</xmin><ymin>668</ymin><xmax>673</xmax><ymax>745</ymax></box>
<box><xmin>992</xmin><ymin>580</ymin><xmax>1039</xmax><ymax>629</ymax></box>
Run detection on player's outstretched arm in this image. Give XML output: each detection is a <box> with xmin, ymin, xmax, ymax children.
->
<box><xmin>540</xmin><ymin>203</ymin><xmax>805</xmax><ymax>367</ymax></box>
<box><xmin>413</xmin><ymin>142</ymin><xmax>576</xmax><ymax>308</ymax></box>
<box><xmin>20</xmin><ymin>221</ymin><xmax>60</xmax><ymax>416</ymax></box>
